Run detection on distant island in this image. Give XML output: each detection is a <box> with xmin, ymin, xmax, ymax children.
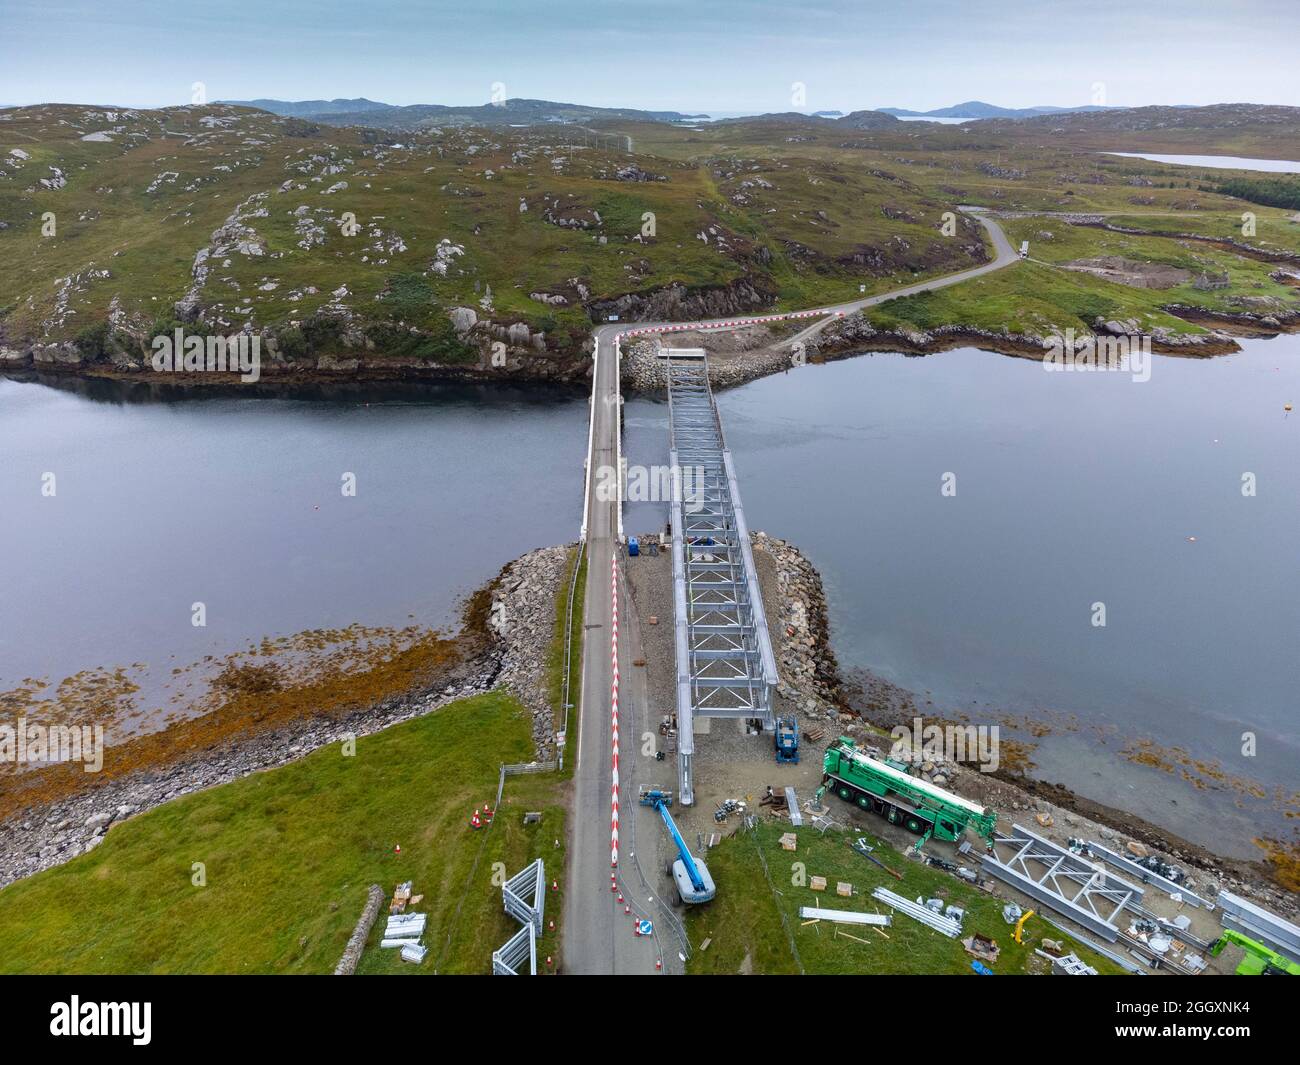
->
<box><xmin>218</xmin><ymin>96</ymin><xmax>709</xmax><ymax>129</ymax></box>
<box><xmin>877</xmin><ymin>100</ymin><xmax>1123</xmax><ymax>120</ymax></box>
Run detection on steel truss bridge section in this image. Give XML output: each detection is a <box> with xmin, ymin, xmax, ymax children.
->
<box><xmin>493</xmin><ymin>858</ymin><xmax>545</xmax><ymax>974</ymax></box>
<box><xmin>981</xmin><ymin>824</ymin><xmax>1144</xmax><ymax>941</ymax></box>
<box><xmin>666</xmin><ymin>350</ymin><xmax>778</xmax><ymax>807</ymax></box>
<box><xmin>491</xmin><ymin>923</ymin><xmax>536</xmax><ymax>976</ymax></box>
<box><xmin>503</xmin><ymin>858</ymin><xmax>546</xmax><ymax>935</ymax></box>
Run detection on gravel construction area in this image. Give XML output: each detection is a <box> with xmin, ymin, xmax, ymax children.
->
<box><xmin>616</xmin><ymin>525</ymin><xmax>1295</xmax><ymax>968</ymax></box>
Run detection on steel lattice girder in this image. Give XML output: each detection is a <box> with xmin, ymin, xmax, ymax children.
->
<box><xmin>667</xmin><ymin>352</ymin><xmax>778</xmax><ymax>806</ymax></box>
<box><xmin>981</xmin><ymin>824</ymin><xmax>1144</xmax><ymax>941</ymax></box>
<box><xmin>502</xmin><ymin>857</ymin><xmax>546</xmax><ymax>935</ymax></box>
<box><xmin>491</xmin><ymin>923</ymin><xmax>536</xmax><ymax>975</ymax></box>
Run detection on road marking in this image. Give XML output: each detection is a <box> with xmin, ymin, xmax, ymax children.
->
<box><xmin>610</xmin><ymin>555</ymin><xmax>620</xmax><ymax>868</ymax></box>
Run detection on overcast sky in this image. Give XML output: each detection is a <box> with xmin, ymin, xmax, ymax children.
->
<box><xmin>2</xmin><ymin>0</ymin><xmax>1296</xmax><ymax>112</ymax></box>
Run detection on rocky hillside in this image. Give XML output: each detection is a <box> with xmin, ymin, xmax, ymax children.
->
<box><xmin>0</xmin><ymin>103</ymin><xmax>992</xmax><ymax>381</ymax></box>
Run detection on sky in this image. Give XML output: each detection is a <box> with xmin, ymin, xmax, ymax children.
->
<box><xmin>2</xmin><ymin>0</ymin><xmax>1297</xmax><ymax>113</ymax></box>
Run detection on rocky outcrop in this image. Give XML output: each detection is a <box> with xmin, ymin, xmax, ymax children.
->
<box><xmin>812</xmin><ymin>309</ymin><xmax>1239</xmax><ymax>361</ymax></box>
<box><xmin>0</xmin><ymin>312</ymin><xmax>590</xmax><ymax>386</ymax></box>
<box><xmin>1163</xmin><ymin>303</ymin><xmax>1300</xmax><ymax>332</ymax></box>
<box><xmin>586</xmin><ymin>276</ymin><xmax>776</xmax><ymax>324</ymax></box>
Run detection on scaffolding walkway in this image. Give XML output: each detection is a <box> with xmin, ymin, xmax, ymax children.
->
<box><xmin>666</xmin><ymin>350</ymin><xmax>778</xmax><ymax>806</ymax></box>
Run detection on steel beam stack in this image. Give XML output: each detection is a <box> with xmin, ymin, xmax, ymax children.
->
<box><xmin>666</xmin><ymin>350</ymin><xmax>778</xmax><ymax>806</ymax></box>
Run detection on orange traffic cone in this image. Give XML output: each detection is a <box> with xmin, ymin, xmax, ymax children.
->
<box><xmin>470</xmin><ymin>810</ymin><xmax>482</xmax><ymax>829</ymax></box>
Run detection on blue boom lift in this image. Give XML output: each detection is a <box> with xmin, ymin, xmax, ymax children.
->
<box><xmin>638</xmin><ymin>786</ymin><xmax>716</xmax><ymax>904</ymax></box>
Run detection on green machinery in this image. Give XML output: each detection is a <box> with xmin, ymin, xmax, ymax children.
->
<box><xmin>1210</xmin><ymin>929</ymin><xmax>1300</xmax><ymax>975</ymax></box>
<box><xmin>821</xmin><ymin>737</ymin><xmax>997</xmax><ymax>849</ymax></box>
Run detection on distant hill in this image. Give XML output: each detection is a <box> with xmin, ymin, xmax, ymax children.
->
<box><xmin>220</xmin><ymin>97</ymin><xmax>393</xmax><ymax>118</ymax></box>
<box><xmin>975</xmin><ymin>102</ymin><xmax>1300</xmax><ymax>133</ymax></box>
<box><xmin>222</xmin><ymin>97</ymin><xmax>707</xmax><ymax>129</ymax></box>
<box><xmin>879</xmin><ymin>100</ymin><xmax>1118</xmax><ymax>120</ymax></box>
<box><xmin>837</xmin><ymin>110</ymin><xmax>902</xmax><ymax>130</ymax></box>
<box><xmin>716</xmin><ymin>110</ymin><xmax>899</xmax><ymax>130</ymax></box>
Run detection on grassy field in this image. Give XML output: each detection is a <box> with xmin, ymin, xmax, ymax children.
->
<box><xmin>867</xmin><ymin>260</ymin><xmax>1195</xmax><ymax>336</ymax></box>
<box><xmin>0</xmin><ymin>691</ymin><xmax>566</xmax><ymax>974</ymax></box>
<box><xmin>684</xmin><ymin>821</ymin><xmax>1127</xmax><ymax>976</ymax></box>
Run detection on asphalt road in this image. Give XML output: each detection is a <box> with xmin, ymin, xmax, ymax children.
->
<box><xmin>561</xmin><ymin>212</ymin><xmax>1018</xmax><ymax>974</ymax></box>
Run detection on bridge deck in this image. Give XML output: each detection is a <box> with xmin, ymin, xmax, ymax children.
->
<box><xmin>666</xmin><ymin>351</ymin><xmax>778</xmax><ymax>806</ymax></box>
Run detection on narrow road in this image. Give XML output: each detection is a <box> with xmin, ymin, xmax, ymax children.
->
<box><xmin>783</xmin><ymin>210</ymin><xmax>1019</xmax><ymax>347</ymax></box>
<box><xmin>562</xmin><ymin>211</ymin><xmax>1017</xmax><ymax>974</ymax></box>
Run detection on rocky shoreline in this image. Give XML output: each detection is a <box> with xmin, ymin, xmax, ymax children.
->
<box><xmin>619</xmin><ymin>306</ymin><xmax>1258</xmax><ymax>396</ymax></box>
<box><xmin>811</xmin><ymin>308</ymin><xmax>1248</xmax><ymax>361</ymax></box>
<box><xmin>3</xmin><ymin>530</ymin><xmax>1294</xmax><ymax>920</ymax></box>
<box><xmin>753</xmin><ymin>534</ymin><xmax>1298</xmax><ymax>918</ymax></box>
<box><xmin>0</xmin><ymin>545</ymin><xmax>570</xmax><ymax>890</ymax></box>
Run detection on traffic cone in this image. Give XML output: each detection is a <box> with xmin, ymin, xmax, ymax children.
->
<box><xmin>470</xmin><ymin>810</ymin><xmax>482</xmax><ymax>829</ymax></box>
<box><xmin>482</xmin><ymin>804</ymin><xmax>494</xmax><ymax>822</ymax></box>
<box><xmin>394</xmin><ymin>844</ymin><xmax>401</xmax><ymax>855</ymax></box>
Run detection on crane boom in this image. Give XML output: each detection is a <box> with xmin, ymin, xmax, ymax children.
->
<box><xmin>655</xmin><ymin>800</ymin><xmax>706</xmax><ymax>893</ymax></box>
<box><xmin>638</xmin><ymin>786</ymin><xmax>716</xmax><ymax>904</ymax></box>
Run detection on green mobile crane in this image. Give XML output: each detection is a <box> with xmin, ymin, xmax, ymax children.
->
<box><xmin>1209</xmin><ymin>929</ymin><xmax>1300</xmax><ymax>975</ymax></box>
<box><xmin>821</xmin><ymin>737</ymin><xmax>997</xmax><ymax>849</ymax></box>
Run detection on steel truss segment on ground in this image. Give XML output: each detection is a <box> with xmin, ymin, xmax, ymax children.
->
<box><xmin>981</xmin><ymin>824</ymin><xmax>1144</xmax><ymax>941</ymax></box>
<box><xmin>493</xmin><ymin>858</ymin><xmax>545</xmax><ymax>974</ymax></box>
<box><xmin>491</xmin><ymin>923</ymin><xmax>536</xmax><ymax>975</ymax></box>
<box><xmin>667</xmin><ymin>350</ymin><xmax>778</xmax><ymax>806</ymax></box>
<box><xmin>503</xmin><ymin>857</ymin><xmax>546</xmax><ymax>935</ymax></box>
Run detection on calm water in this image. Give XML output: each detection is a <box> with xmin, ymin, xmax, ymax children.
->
<box><xmin>3</xmin><ymin>339</ymin><xmax>1298</xmax><ymax>854</ymax></box>
<box><xmin>0</xmin><ymin>375</ymin><xmax>585</xmax><ymax>727</ymax></box>
<box><xmin>1106</xmin><ymin>151</ymin><xmax>1300</xmax><ymax>173</ymax></box>
<box><xmin>627</xmin><ymin>339</ymin><xmax>1300</xmax><ymax>854</ymax></box>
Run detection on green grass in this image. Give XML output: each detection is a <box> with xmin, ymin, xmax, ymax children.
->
<box><xmin>869</xmin><ymin>259</ymin><xmax>1218</xmax><ymax>337</ymax></box>
<box><xmin>4</xmin><ymin>103</ymin><xmax>1298</xmax><ymax>361</ymax></box>
<box><xmin>867</xmin><ymin>218</ymin><xmax>1300</xmax><ymax>339</ymax></box>
<box><xmin>545</xmin><ymin>545</ymin><xmax>586</xmax><ymax>774</ymax></box>
<box><xmin>0</xmin><ymin>691</ymin><xmax>566</xmax><ymax>974</ymax></box>
<box><xmin>685</xmin><ymin>822</ymin><xmax>1127</xmax><ymax>976</ymax></box>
